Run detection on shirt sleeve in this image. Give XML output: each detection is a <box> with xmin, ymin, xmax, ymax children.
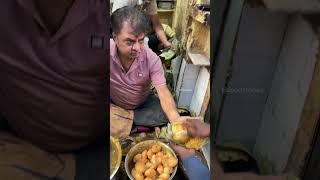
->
<box><xmin>146</xmin><ymin>0</ymin><xmax>158</xmax><ymax>15</ymax></box>
<box><xmin>150</xmin><ymin>56</ymin><xmax>166</xmax><ymax>87</ymax></box>
<box><xmin>183</xmin><ymin>156</ymin><xmax>210</xmax><ymax>180</ymax></box>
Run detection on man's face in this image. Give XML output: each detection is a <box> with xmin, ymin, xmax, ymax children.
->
<box><xmin>113</xmin><ymin>22</ymin><xmax>145</xmax><ymax>61</ymax></box>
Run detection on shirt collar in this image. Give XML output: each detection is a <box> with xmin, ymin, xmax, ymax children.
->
<box><xmin>16</xmin><ymin>0</ymin><xmax>97</xmax><ymax>42</ymax></box>
<box><xmin>16</xmin><ymin>0</ymin><xmax>46</xmax><ymax>31</ymax></box>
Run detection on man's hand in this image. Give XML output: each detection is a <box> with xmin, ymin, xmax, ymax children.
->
<box><xmin>171</xmin><ymin>116</ymin><xmax>200</xmax><ymax>123</ymax></box>
<box><xmin>163</xmin><ymin>41</ymin><xmax>172</xmax><ymax>49</ymax></box>
<box><xmin>171</xmin><ymin>144</ymin><xmax>195</xmax><ymax>161</ymax></box>
<box><xmin>184</xmin><ymin>118</ymin><xmax>210</xmax><ymax>138</ymax></box>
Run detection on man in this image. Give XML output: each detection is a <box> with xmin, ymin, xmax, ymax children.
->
<box><xmin>112</xmin><ymin>0</ymin><xmax>172</xmax><ymax>50</ymax></box>
<box><xmin>110</xmin><ymin>6</ymin><xmax>196</xmax><ymax>137</ymax></box>
<box><xmin>0</xmin><ymin>0</ymin><xmax>108</xmax><ymax>179</ymax></box>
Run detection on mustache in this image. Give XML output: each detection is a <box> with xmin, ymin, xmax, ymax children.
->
<box><xmin>130</xmin><ymin>50</ymin><xmax>140</xmax><ymax>54</ymax></box>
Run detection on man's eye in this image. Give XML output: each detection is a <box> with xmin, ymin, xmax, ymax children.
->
<box><xmin>125</xmin><ymin>41</ymin><xmax>133</xmax><ymax>46</ymax></box>
<box><xmin>139</xmin><ymin>40</ymin><xmax>144</xmax><ymax>44</ymax></box>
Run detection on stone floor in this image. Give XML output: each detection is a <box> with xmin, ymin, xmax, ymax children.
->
<box><xmin>213</xmin><ymin>156</ymin><xmax>288</xmax><ymax>180</ymax></box>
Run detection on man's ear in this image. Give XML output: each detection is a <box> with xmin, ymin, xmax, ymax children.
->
<box><xmin>112</xmin><ymin>32</ymin><xmax>116</xmax><ymax>40</ymax></box>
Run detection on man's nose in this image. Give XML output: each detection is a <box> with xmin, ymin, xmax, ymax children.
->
<box><xmin>132</xmin><ymin>41</ymin><xmax>142</xmax><ymax>52</ymax></box>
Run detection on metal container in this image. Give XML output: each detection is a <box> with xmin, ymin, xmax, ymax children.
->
<box><xmin>110</xmin><ymin>136</ymin><xmax>122</xmax><ymax>180</ymax></box>
<box><xmin>158</xmin><ymin>2</ymin><xmax>174</xmax><ymax>9</ymax></box>
<box><xmin>125</xmin><ymin>140</ymin><xmax>178</xmax><ymax>180</ymax></box>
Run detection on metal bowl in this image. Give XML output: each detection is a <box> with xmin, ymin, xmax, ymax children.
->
<box><xmin>125</xmin><ymin>140</ymin><xmax>178</xmax><ymax>180</ymax></box>
<box><xmin>110</xmin><ymin>136</ymin><xmax>122</xmax><ymax>179</ymax></box>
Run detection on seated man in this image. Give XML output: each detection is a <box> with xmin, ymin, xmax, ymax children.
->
<box><xmin>110</xmin><ymin>6</ymin><xmax>197</xmax><ymax>137</ymax></box>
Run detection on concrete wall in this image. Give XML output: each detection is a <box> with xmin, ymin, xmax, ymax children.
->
<box><xmin>254</xmin><ymin>15</ymin><xmax>319</xmax><ymax>173</ymax></box>
<box><xmin>216</xmin><ymin>4</ymin><xmax>288</xmax><ymax>149</ymax></box>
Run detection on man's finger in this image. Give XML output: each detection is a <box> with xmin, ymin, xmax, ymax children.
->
<box><xmin>170</xmin><ymin>143</ymin><xmax>182</xmax><ymax>153</ymax></box>
<box><xmin>186</xmin><ymin>117</ymin><xmax>202</xmax><ymax>121</ymax></box>
<box><xmin>185</xmin><ymin>117</ymin><xmax>202</xmax><ymax>125</ymax></box>
<box><xmin>171</xmin><ymin>144</ymin><xmax>187</xmax><ymax>153</ymax></box>
<box><xmin>171</xmin><ymin>145</ymin><xmax>196</xmax><ymax>156</ymax></box>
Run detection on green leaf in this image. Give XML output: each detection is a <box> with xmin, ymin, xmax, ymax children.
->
<box><xmin>160</xmin><ymin>49</ymin><xmax>176</xmax><ymax>60</ymax></box>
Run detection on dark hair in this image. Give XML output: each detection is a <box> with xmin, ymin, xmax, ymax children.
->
<box><xmin>111</xmin><ymin>6</ymin><xmax>151</xmax><ymax>36</ymax></box>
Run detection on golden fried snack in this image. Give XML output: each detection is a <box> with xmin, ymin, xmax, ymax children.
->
<box><xmin>151</xmin><ymin>144</ymin><xmax>161</xmax><ymax>153</ymax></box>
<box><xmin>142</xmin><ymin>150</ymin><xmax>148</xmax><ymax>159</ymax></box>
<box><xmin>144</xmin><ymin>168</ymin><xmax>157</xmax><ymax>178</ymax></box>
<box><xmin>167</xmin><ymin>157</ymin><xmax>178</xmax><ymax>168</ymax></box>
<box><xmin>159</xmin><ymin>173</ymin><xmax>170</xmax><ymax>180</ymax></box>
<box><xmin>131</xmin><ymin>143</ymin><xmax>178</xmax><ymax>180</ymax></box>
<box><xmin>169</xmin><ymin>122</ymin><xmax>206</xmax><ymax>150</ymax></box>
<box><xmin>135</xmin><ymin>161</ymin><xmax>146</xmax><ymax>174</ymax></box>
<box><xmin>185</xmin><ymin>137</ymin><xmax>205</xmax><ymax>150</ymax></box>
<box><xmin>147</xmin><ymin>149</ymin><xmax>154</xmax><ymax>160</ymax></box>
<box><xmin>132</xmin><ymin>168</ymin><xmax>144</xmax><ymax>180</ymax></box>
<box><xmin>157</xmin><ymin>165</ymin><xmax>164</xmax><ymax>174</ymax></box>
<box><xmin>134</xmin><ymin>154</ymin><xmax>142</xmax><ymax>162</ymax></box>
<box><xmin>171</xmin><ymin>122</ymin><xmax>189</xmax><ymax>144</ymax></box>
<box><xmin>163</xmin><ymin>166</ymin><xmax>173</xmax><ymax>174</ymax></box>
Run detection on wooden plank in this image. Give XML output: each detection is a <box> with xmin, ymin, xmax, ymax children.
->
<box><xmin>190</xmin><ymin>7</ymin><xmax>210</xmax><ymax>25</ymax></box>
<box><xmin>157</xmin><ymin>0</ymin><xmax>176</xmax><ymax>2</ymax></box>
<box><xmin>187</xmin><ymin>51</ymin><xmax>210</xmax><ymax>66</ymax></box>
<box><xmin>186</xmin><ymin>18</ymin><xmax>210</xmax><ymax>60</ymax></box>
<box><xmin>172</xmin><ymin>0</ymin><xmax>191</xmax><ymax>40</ymax></box>
<box><xmin>157</xmin><ymin>9</ymin><xmax>175</xmax><ymax>12</ymax></box>
<box><xmin>200</xmin><ymin>80</ymin><xmax>210</xmax><ymax>117</ymax></box>
<box><xmin>285</xmin><ymin>39</ymin><xmax>320</xmax><ymax>176</ymax></box>
<box><xmin>303</xmin><ymin>115</ymin><xmax>320</xmax><ymax>180</ymax></box>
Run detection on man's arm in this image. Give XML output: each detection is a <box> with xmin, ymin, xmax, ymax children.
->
<box><xmin>155</xmin><ymin>85</ymin><xmax>202</xmax><ymax>123</ymax></box>
<box><xmin>149</xmin><ymin>15</ymin><xmax>172</xmax><ymax>48</ymax></box>
<box><xmin>171</xmin><ymin>145</ymin><xmax>210</xmax><ymax>180</ymax></box>
<box><xmin>183</xmin><ymin>156</ymin><xmax>210</xmax><ymax>180</ymax></box>
<box><xmin>155</xmin><ymin>85</ymin><xmax>180</xmax><ymax>123</ymax></box>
